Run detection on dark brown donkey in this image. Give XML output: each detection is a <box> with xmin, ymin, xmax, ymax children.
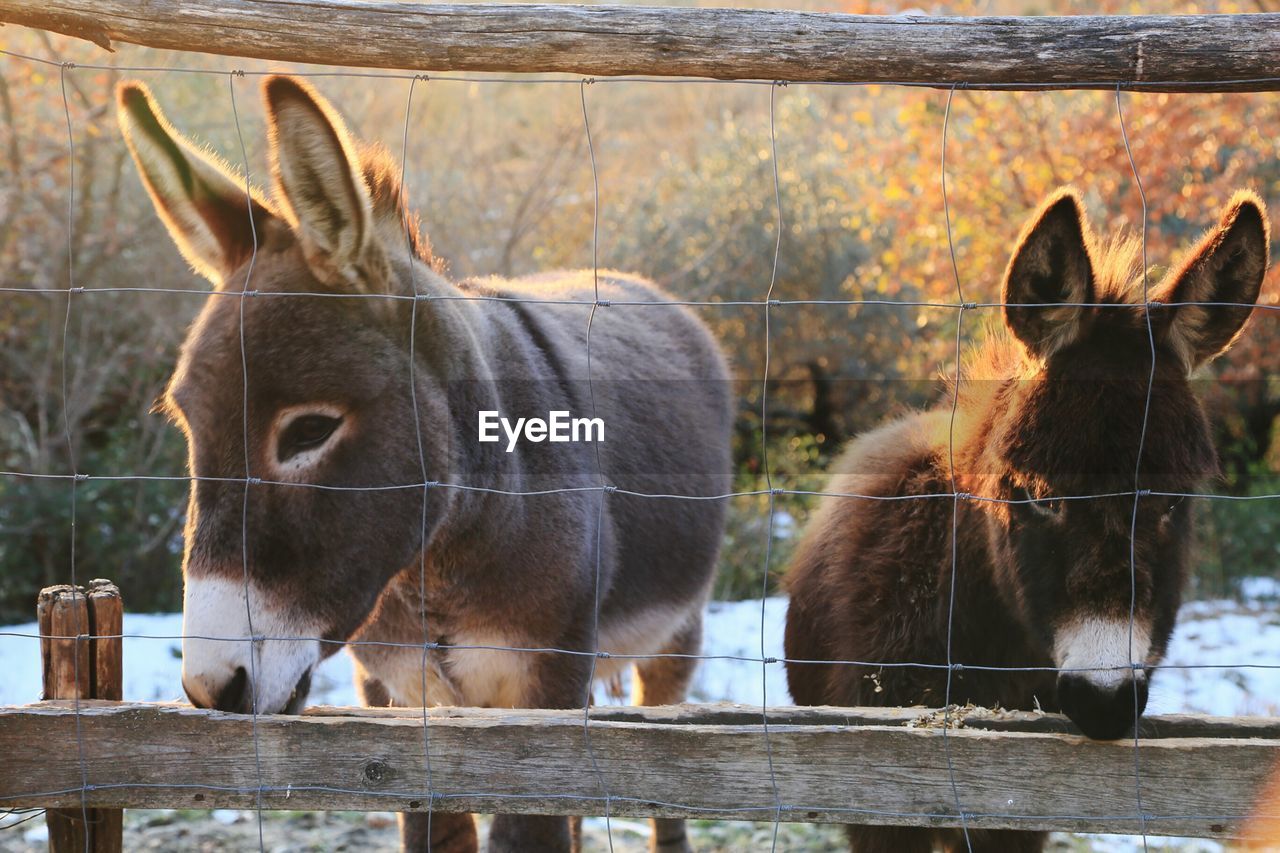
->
<box><xmin>118</xmin><ymin>76</ymin><xmax>732</xmax><ymax>852</ymax></box>
<box><xmin>785</xmin><ymin>189</ymin><xmax>1269</xmax><ymax>852</ymax></box>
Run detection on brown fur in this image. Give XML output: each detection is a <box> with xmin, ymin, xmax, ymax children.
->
<box><xmin>785</xmin><ymin>188</ymin><xmax>1269</xmax><ymax>852</ymax></box>
<box><xmin>120</xmin><ymin>76</ymin><xmax>733</xmax><ymax>853</ymax></box>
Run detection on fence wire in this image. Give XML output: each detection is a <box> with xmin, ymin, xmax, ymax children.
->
<box><xmin>1</xmin><ymin>40</ymin><xmax>1278</xmax><ymax>853</ymax></box>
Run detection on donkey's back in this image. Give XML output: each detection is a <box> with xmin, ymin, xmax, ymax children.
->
<box><xmin>784</xmin><ymin>410</ymin><xmax>966</xmax><ymax>708</ymax></box>
<box><xmin>470</xmin><ymin>268</ymin><xmax>734</xmax><ymax>632</ymax></box>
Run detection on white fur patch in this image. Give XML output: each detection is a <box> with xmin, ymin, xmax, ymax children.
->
<box><xmin>445</xmin><ymin>633</ymin><xmax>535</xmax><ymax>708</ymax></box>
<box><xmin>366</xmin><ymin>606</ymin><xmax>700</xmax><ymax>710</ymax></box>
<box><xmin>1053</xmin><ymin>617</ymin><xmax>1152</xmax><ymax>690</ymax></box>
<box><xmin>595</xmin><ymin>605</ymin><xmax>698</xmax><ymax>683</ymax></box>
<box><xmin>366</xmin><ymin>645</ymin><xmax>464</xmax><ymax>709</ymax></box>
<box><xmin>182</xmin><ymin>575</ymin><xmax>324</xmax><ymax>713</ymax></box>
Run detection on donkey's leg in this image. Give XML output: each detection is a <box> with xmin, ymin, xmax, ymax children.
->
<box><xmin>485</xmin><ymin>636</ymin><xmax>595</xmax><ymax>853</ymax></box>
<box><xmin>356</xmin><ymin>669</ymin><xmax>479</xmax><ymax>853</ymax></box>
<box><xmin>846</xmin><ymin>825</ymin><xmax>935</xmax><ymax>853</ymax></box>
<box><xmin>948</xmin><ymin>828</ymin><xmax>1047</xmax><ymax>852</ymax></box>
<box><xmin>398</xmin><ymin>812</ymin><xmax>481</xmax><ymax>853</ymax></box>
<box><xmin>633</xmin><ymin>616</ymin><xmax>703</xmax><ymax>853</ymax></box>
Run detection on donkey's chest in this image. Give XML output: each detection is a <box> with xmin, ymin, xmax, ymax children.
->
<box><xmin>352</xmin><ymin>603</ymin><xmax>692</xmax><ymax>709</ymax></box>
<box><xmin>354</xmin><ymin>629</ymin><xmax>534</xmax><ymax>709</ymax></box>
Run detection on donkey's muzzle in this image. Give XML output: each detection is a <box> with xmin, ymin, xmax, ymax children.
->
<box><xmin>210</xmin><ymin>666</ymin><xmax>249</xmax><ymax>712</ymax></box>
<box><xmin>181</xmin><ymin>574</ymin><xmax>325</xmax><ymax>713</ymax></box>
<box><xmin>1056</xmin><ymin>673</ymin><xmax>1148</xmax><ymax>740</ymax></box>
<box><xmin>186</xmin><ymin>665</ymin><xmax>313</xmax><ymax>714</ymax></box>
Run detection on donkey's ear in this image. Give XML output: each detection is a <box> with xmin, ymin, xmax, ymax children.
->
<box><xmin>1155</xmin><ymin>192</ymin><xmax>1270</xmax><ymax>372</ymax></box>
<box><xmin>263</xmin><ymin>76</ymin><xmax>375</xmax><ymax>289</ymax></box>
<box><xmin>117</xmin><ymin>82</ymin><xmax>271</xmax><ymax>288</ymax></box>
<box><xmin>1002</xmin><ymin>189</ymin><xmax>1096</xmax><ymax>359</ymax></box>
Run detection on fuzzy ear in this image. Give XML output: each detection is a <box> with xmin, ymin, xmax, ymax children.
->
<box><xmin>263</xmin><ymin>75</ymin><xmax>375</xmax><ymax>288</ymax></box>
<box><xmin>117</xmin><ymin>82</ymin><xmax>272</xmax><ymax>288</ymax></box>
<box><xmin>1002</xmin><ymin>190</ymin><xmax>1096</xmax><ymax>359</ymax></box>
<box><xmin>1154</xmin><ymin>192</ymin><xmax>1270</xmax><ymax>372</ymax></box>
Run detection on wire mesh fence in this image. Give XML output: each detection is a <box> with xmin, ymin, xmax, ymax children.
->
<box><xmin>1</xmin><ymin>19</ymin><xmax>1279</xmax><ymax>853</ymax></box>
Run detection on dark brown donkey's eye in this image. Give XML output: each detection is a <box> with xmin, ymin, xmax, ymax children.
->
<box><xmin>278</xmin><ymin>414</ymin><xmax>342</xmax><ymax>462</ymax></box>
<box><xmin>1014</xmin><ymin>485</ymin><xmax>1064</xmax><ymax>519</ymax></box>
<box><xmin>1162</xmin><ymin>495</ymin><xmax>1187</xmax><ymax>519</ymax></box>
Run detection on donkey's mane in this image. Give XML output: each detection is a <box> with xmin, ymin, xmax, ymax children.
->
<box><xmin>356</xmin><ymin>142</ymin><xmax>440</xmax><ymax>270</ymax></box>
<box><xmin>961</xmin><ymin>229</ymin><xmax>1148</xmax><ymax>385</ymax></box>
<box><xmin>1088</xmin><ymin>231</ymin><xmax>1147</xmax><ymax>307</ymax></box>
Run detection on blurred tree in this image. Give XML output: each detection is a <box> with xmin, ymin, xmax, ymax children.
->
<box><xmin>0</xmin><ymin>36</ymin><xmax>195</xmax><ymax>619</ymax></box>
<box><xmin>1</xmin><ymin>0</ymin><xmax>1278</xmax><ymax>614</ymax></box>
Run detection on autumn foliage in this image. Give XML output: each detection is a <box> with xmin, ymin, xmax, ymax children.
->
<box><xmin>1</xmin><ymin>0</ymin><xmax>1279</xmax><ymax>615</ymax></box>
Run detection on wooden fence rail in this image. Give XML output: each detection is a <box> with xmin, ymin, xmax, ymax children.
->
<box><xmin>34</xmin><ymin>582</ymin><xmax>123</xmax><ymax>853</ymax></box>
<box><xmin>1</xmin><ymin>3</ymin><xmax>1279</xmax><ymax>91</ymax></box>
<box><xmin>3</xmin><ymin>700</ymin><xmax>1279</xmax><ymax>840</ymax></box>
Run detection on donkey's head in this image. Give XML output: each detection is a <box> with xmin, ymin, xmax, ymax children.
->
<box><xmin>119</xmin><ymin>77</ymin><xmax>443</xmax><ymax>713</ymax></box>
<box><xmin>977</xmin><ymin>189</ymin><xmax>1268</xmax><ymax>739</ymax></box>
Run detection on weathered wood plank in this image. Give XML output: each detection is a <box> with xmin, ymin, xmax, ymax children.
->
<box><xmin>1</xmin><ymin>701</ymin><xmax>1275</xmax><ymax>839</ymax></box>
<box><xmin>83</xmin><ymin>581</ymin><xmax>124</xmax><ymax>853</ymax></box>
<box><xmin>39</xmin><ymin>586</ymin><xmax>89</xmax><ymax>702</ymax></box>
<box><xmin>86</xmin><ymin>580</ymin><xmax>123</xmax><ymax>705</ymax></box>
<box><xmin>0</xmin><ymin>3</ymin><xmax>1278</xmax><ymax>91</ymax></box>
<box><xmin>38</xmin><ymin>587</ymin><xmax>92</xmax><ymax>853</ymax></box>
<box><xmin>313</xmin><ymin>701</ymin><xmax>1280</xmax><ymax>739</ymax></box>
<box><xmin>37</xmin><ymin>586</ymin><xmax>124</xmax><ymax>853</ymax></box>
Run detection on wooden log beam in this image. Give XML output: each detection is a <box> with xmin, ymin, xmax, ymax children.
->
<box><xmin>1</xmin><ymin>701</ymin><xmax>1277</xmax><ymax>839</ymax></box>
<box><xmin>0</xmin><ymin>3</ymin><xmax>1278</xmax><ymax>91</ymax></box>
<box><xmin>35</xmin><ymin>583</ymin><xmax>125</xmax><ymax>853</ymax></box>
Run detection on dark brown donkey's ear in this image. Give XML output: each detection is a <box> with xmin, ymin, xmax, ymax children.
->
<box><xmin>1154</xmin><ymin>191</ymin><xmax>1270</xmax><ymax>372</ymax></box>
<box><xmin>263</xmin><ymin>75</ymin><xmax>378</xmax><ymax>291</ymax></box>
<box><xmin>117</xmin><ymin>82</ymin><xmax>272</xmax><ymax>289</ymax></box>
<box><xmin>1002</xmin><ymin>189</ymin><xmax>1096</xmax><ymax>360</ymax></box>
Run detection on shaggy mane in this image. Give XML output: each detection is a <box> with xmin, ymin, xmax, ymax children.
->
<box><xmin>1089</xmin><ymin>231</ymin><xmax>1148</xmax><ymax>306</ymax></box>
<box><xmin>953</xmin><ymin>227</ymin><xmax>1151</xmax><ymax>392</ymax></box>
<box><xmin>358</xmin><ymin>142</ymin><xmax>439</xmax><ymax>270</ymax></box>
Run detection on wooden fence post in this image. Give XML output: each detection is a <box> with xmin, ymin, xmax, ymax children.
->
<box><xmin>37</xmin><ymin>580</ymin><xmax>123</xmax><ymax>853</ymax></box>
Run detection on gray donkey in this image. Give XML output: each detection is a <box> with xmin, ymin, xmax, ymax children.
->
<box><xmin>117</xmin><ymin>75</ymin><xmax>733</xmax><ymax>853</ymax></box>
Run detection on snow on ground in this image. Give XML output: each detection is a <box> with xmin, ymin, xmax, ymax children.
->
<box><xmin>4</xmin><ymin>586</ymin><xmax>1278</xmax><ymax>713</ymax></box>
<box><xmin>2</xmin><ymin>584</ymin><xmax>1277</xmax><ymax>851</ymax></box>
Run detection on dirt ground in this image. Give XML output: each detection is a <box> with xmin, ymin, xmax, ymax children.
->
<box><xmin>0</xmin><ymin>809</ymin><xmax>851</xmax><ymax>852</ymax></box>
<box><xmin>0</xmin><ymin>809</ymin><xmax>1223</xmax><ymax>851</ymax></box>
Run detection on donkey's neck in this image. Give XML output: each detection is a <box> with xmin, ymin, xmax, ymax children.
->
<box><xmin>405</xmin><ymin>266</ymin><xmax>564</xmax><ymax>559</ymax></box>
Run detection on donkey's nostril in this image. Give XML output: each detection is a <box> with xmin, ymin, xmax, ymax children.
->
<box><xmin>1057</xmin><ymin>673</ymin><xmax>1148</xmax><ymax>740</ymax></box>
<box><xmin>283</xmin><ymin>668</ymin><xmax>313</xmax><ymax>715</ymax></box>
<box><xmin>212</xmin><ymin>666</ymin><xmax>250</xmax><ymax>713</ymax></box>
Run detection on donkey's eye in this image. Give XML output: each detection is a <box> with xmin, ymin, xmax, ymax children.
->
<box><xmin>1161</xmin><ymin>495</ymin><xmax>1187</xmax><ymax>520</ymax></box>
<box><xmin>278</xmin><ymin>414</ymin><xmax>342</xmax><ymax>462</ymax></box>
<box><xmin>1015</xmin><ymin>486</ymin><xmax>1064</xmax><ymax>519</ymax></box>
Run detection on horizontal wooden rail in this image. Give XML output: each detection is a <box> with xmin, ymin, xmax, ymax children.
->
<box><xmin>1</xmin><ymin>3</ymin><xmax>1279</xmax><ymax>91</ymax></box>
<box><xmin>2</xmin><ymin>701</ymin><xmax>1278</xmax><ymax>839</ymax></box>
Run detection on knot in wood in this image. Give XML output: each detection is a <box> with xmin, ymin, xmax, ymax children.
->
<box><xmin>362</xmin><ymin>759</ymin><xmax>391</xmax><ymax>785</ymax></box>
